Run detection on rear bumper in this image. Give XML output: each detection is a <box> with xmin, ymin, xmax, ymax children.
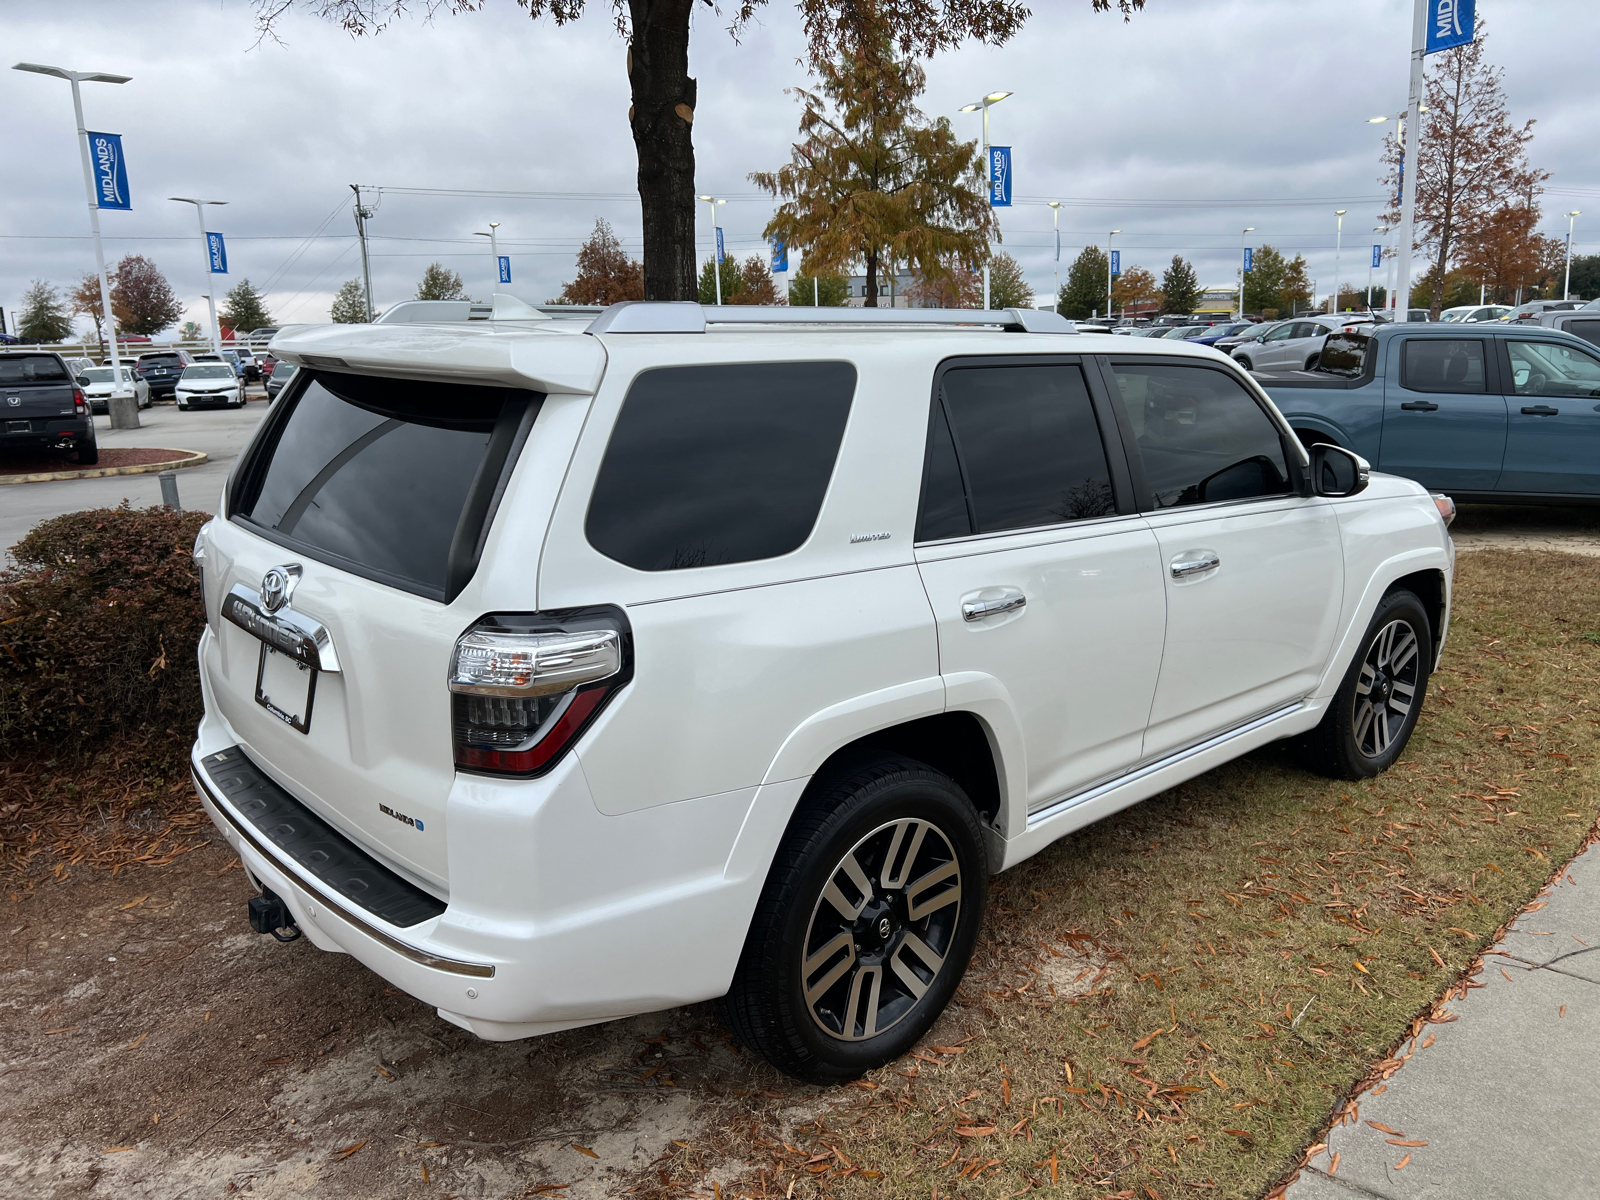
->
<box><xmin>1</xmin><ymin>419</ymin><xmax>92</xmax><ymax>448</ymax></box>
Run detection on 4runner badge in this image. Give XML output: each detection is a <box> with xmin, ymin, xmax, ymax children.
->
<box><xmin>261</xmin><ymin>564</ymin><xmax>302</xmax><ymax>614</ymax></box>
<box><xmin>380</xmin><ymin>803</ymin><xmax>424</xmax><ymax>832</ymax></box>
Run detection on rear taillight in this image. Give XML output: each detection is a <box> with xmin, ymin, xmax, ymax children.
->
<box><xmin>73</xmin><ymin>388</ymin><xmax>86</xmax><ymax>414</ymax></box>
<box><xmin>448</xmin><ymin>607</ymin><xmax>631</xmax><ymax>777</ymax></box>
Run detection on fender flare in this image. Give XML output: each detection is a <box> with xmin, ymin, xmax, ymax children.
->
<box><xmin>1313</xmin><ymin>545</ymin><xmax>1452</xmax><ymax>703</ymax></box>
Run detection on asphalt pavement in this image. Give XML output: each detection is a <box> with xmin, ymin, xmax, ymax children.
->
<box><xmin>1</xmin><ymin>390</ymin><xmax>269</xmax><ymax>555</ymax></box>
<box><xmin>1287</xmin><ymin>840</ymin><xmax>1600</xmax><ymax>1199</ymax></box>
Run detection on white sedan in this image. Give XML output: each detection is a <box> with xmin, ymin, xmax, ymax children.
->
<box><xmin>79</xmin><ymin>364</ymin><xmax>150</xmax><ymax>413</ymax></box>
<box><xmin>175</xmin><ymin>363</ymin><xmax>247</xmax><ymax>410</ymax></box>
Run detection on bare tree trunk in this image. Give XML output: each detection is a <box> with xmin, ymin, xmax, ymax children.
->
<box><xmin>864</xmin><ymin>249</ymin><xmax>879</xmax><ymax>307</ymax></box>
<box><xmin>628</xmin><ymin>0</ymin><xmax>698</xmax><ymax>301</ymax></box>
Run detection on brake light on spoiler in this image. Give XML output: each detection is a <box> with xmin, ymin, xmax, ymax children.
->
<box><xmin>448</xmin><ymin>607</ymin><xmax>631</xmax><ymax>776</ymax></box>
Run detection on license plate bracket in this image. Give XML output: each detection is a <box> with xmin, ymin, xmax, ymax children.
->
<box><xmin>256</xmin><ymin>643</ymin><xmax>317</xmax><ymax>733</ymax></box>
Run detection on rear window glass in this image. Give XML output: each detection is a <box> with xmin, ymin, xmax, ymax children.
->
<box><xmin>185</xmin><ymin>365</ymin><xmax>236</xmax><ymax>380</ymax></box>
<box><xmin>0</xmin><ymin>355</ymin><xmax>69</xmax><ymax>383</ymax></box>
<box><xmin>586</xmin><ymin>362</ymin><xmax>855</xmax><ymax>571</ymax></box>
<box><xmin>231</xmin><ymin>373</ymin><xmax>539</xmax><ymax>601</ymax></box>
<box><xmin>140</xmin><ymin>354</ymin><xmax>184</xmax><ymax>366</ymax></box>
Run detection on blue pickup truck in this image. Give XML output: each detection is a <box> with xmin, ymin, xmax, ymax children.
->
<box><xmin>1259</xmin><ymin>322</ymin><xmax>1600</xmax><ymax>503</ymax></box>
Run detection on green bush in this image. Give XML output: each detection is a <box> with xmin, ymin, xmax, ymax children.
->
<box><xmin>1</xmin><ymin>504</ymin><xmax>209</xmax><ymax>751</ymax></box>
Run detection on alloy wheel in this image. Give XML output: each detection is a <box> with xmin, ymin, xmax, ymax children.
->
<box><xmin>1353</xmin><ymin>618</ymin><xmax>1421</xmax><ymax>758</ymax></box>
<box><xmin>801</xmin><ymin>817</ymin><xmax>963</xmax><ymax>1042</ymax></box>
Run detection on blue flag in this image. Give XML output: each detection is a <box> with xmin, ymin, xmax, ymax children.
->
<box><xmin>715</xmin><ymin>227</ymin><xmax>725</xmax><ymax>265</ymax></box>
<box><xmin>86</xmin><ymin>131</ymin><xmax>130</xmax><ymax>211</ymax></box>
<box><xmin>1426</xmin><ymin>0</ymin><xmax>1474</xmax><ymax>54</ymax></box>
<box><xmin>988</xmin><ymin>146</ymin><xmax>1012</xmax><ymax>208</ymax></box>
<box><xmin>1372</xmin><ymin>244</ymin><xmax>1383</xmax><ymax>270</ymax></box>
<box><xmin>1110</xmin><ymin>250</ymin><xmax>1121</xmax><ymax>277</ymax></box>
<box><xmin>498</xmin><ymin>255</ymin><xmax>512</xmax><ymax>284</ymax></box>
<box><xmin>770</xmin><ymin>238</ymin><xmax>788</xmax><ymax>273</ymax></box>
<box><xmin>1243</xmin><ymin>247</ymin><xmax>1253</xmax><ymax>273</ymax></box>
<box><xmin>206</xmin><ymin>232</ymin><xmax>228</xmax><ymax>274</ymax></box>
<box><xmin>1055</xmin><ymin>229</ymin><xmax>1061</xmax><ymax>264</ymax></box>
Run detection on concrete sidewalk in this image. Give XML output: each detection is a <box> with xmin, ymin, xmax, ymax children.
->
<box><xmin>1286</xmin><ymin>841</ymin><xmax>1600</xmax><ymax>1199</ymax></box>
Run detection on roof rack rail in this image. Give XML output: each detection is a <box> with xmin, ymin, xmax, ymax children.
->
<box><xmin>583</xmin><ymin>302</ymin><xmax>1078</xmax><ymax>336</ymax></box>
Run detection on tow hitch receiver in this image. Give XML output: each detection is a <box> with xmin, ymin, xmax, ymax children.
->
<box><xmin>248</xmin><ymin>889</ymin><xmax>302</xmax><ymax>942</ymax></box>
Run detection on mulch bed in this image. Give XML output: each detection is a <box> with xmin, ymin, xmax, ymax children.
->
<box><xmin>0</xmin><ymin>448</ymin><xmax>197</xmax><ymax>478</ymax></box>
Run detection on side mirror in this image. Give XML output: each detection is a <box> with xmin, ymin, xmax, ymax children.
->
<box><xmin>1309</xmin><ymin>443</ymin><xmax>1369</xmax><ymax>497</ymax></box>
<box><xmin>76</xmin><ymin>375</ymin><xmax>91</xmax><ymax>387</ymax></box>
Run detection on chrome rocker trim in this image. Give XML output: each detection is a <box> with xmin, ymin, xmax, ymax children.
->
<box><xmin>192</xmin><ymin>758</ymin><xmax>495</xmax><ymax>979</ymax></box>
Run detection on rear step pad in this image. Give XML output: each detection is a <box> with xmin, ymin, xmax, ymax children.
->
<box><xmin>201</xmin><ymin>747</ymin><xmax>446</xmax><ymax>928</ymax></box>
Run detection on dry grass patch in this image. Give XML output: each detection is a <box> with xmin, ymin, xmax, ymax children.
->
<box><xmin>708</xmin><ymin>550</ymin><xmax>1600</xmax><ymax>1200</ymax></box>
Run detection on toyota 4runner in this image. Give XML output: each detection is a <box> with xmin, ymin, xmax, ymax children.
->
<box><xmin>190</xmin><ymin>299</ymin><xmax>1454</xmax><ymax>1082</ymax></box>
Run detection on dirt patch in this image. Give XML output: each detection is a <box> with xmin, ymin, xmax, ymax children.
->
<box><xmin>1451</xmin><ymin>503</ymin><xmax>1600</xmax><ymax>557</ymax></box>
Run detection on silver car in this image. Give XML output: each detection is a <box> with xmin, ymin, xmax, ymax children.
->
<box><xmin>1231</xmin><ymin>316</ymin><xmax>1367</xmax><ymax>373</ymax></box>
<box><xmin>1439</xmin><ymin>304</ymin><xmax>1511</xmax><ymax>324</ymax></box>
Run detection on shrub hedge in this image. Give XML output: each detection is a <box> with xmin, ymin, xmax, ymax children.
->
<box><xmin>1</xmin><ymin>504</ymin><xmax>209</xmax><ymax>751</ymax></box>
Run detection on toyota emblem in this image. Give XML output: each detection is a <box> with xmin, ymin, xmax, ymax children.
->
<box><xmin>260</xmin><ymin>564</ymin><xmax>302</xmax><ymax>614</ymax></box>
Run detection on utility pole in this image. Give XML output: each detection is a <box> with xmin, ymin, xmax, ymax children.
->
<box><xmin>351</xmin><ymin>184</ymin><xmax>376</xmax><ymax>322</ymax></box>
<box><xmin>1394</xmin><ymin>0</ymin><xmax>1427</xmax><ymax>321</ymax></box>
<box><xmin>1332</xmin><ymin>209</ymin><xmax>1347</xmax><ymax>313</ymax></box>
<box><xmin>1238</xmin><ymin>227</ymin><xmax>1254</xmax><ymax>320</ymax></box>
<box><xmin>1106</xmin><ymin>230</ymin><xmax>1120</xmax><ymax>322</ymax></box>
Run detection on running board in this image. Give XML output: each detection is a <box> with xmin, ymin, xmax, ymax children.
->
<box><xmin>1026</xmin><ymin>702</ymin><xmax>1306</xmax><ymax>829</ymax></box>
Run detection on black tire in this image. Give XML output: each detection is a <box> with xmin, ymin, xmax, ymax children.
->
<box><xmin>719</xmin><ymin>755</ymin><xmax>987</xmax><ymax>1083</ymax></box>
<box><xmin>76</xmin><ymin>437</ymin><xmax>99</xmax><ymax>466</ymax></box>
<box><xmin>1296</xmin><ymin>589</ymin><xmax>1431</xmax><ymax>780</ymax></box>
<box><xmin>1304</xmin><ymin>353</ymin><xmax>1321</xmax><ymax>372</ymax></box>
<box><xmin>1235</xmin><ymin>355</ymin><xmax>1254</xmax><ymax>372</ymax></box>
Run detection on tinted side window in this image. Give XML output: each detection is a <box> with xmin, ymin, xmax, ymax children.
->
<box><xmin>1565</xmin><ymin>319</ymin><xmax>1600</xmax><ymax>349</ymax></box>
<box><xmin>916</xmin><ymin>401</ymin><xmax>972</xmax><ymax>541</ymax></box>
<box><xmin>1402</xmin><ymin>338</ymin><xmax>1487</xmax><ymax>393</ymax></box>
<box><xmin>936</xmin><ymin>364</ymin><xmax>1115</xmax><ymax>535</ymax></box>
<box><xmin>1109</xmin><ymin>362</ymin><xmax>1293</xmax><ymax>509</ymax></box>
<box><xmin>586</xmin><ymin>362</ymin><xmax>855</xmax><ymax>571</ymax></box>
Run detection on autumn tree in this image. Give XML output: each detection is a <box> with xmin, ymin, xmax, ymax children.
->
<box><xmin>1454</xmin><ymin>204</ymin><xmax>1563</xmax><ymax>303</ymax></box>
<box><xmin>904</xmin><ymin>269</ymin><xmax>978</xmax><ymax>308</ymax></box>
<box><xmin>557</xmin><ymin>219</ymin><xmax>645</xmax><ymax>305</ymax></box>
<box><xmin>331</xmin><ymin>278</ymin><xmax>369</xmax><ymax>322</ymax></box>
<box><xmin>788</xmin><ymin>269</ymin><xmax>852</xmax><ymax>306</ymax></box>
<box><xmin>735</xmin><ymin>255</ymin><xmax>781</xmax><ymax>305</ymax></box>
<box><xmin>415</xmin><ymin>263</ymin><xmax>467</xmax><ymax>301</ymax></box>
<box><xmin>1159</xmin><ymin>255</ymin><xmax>1201</xmax><ymax>315</ymax></box>
<box><xmin>1112</xmin><ymin>264</ymin><xmax>1160</xmax><ymax>314</ymax></box>
<box><xmin>221</xmin><ymin>278</ymin><xmax>273</xmax><ymax>334</ymax></box>
<box><xmin>753</xmin><ymin>35</ymin><xmax>994</xmax><ymax>307</ymax></box>
<box><xmin>1058</xmin><ymin>246</ymin><xmax>1109</xmax><ymax>320</ymax></box>
<box><xmin>256</xmin><ymin>1</ymin><xmax>1146</xmax><ymax>301</ymax></box>
<box><xmin>1379</xmin><ymin>17</ymin><xmax>1546</xmax><ymax>318</ymax></box>
<box><xmin>70</xmin><ymin>271</ymin><xmax>112</xmax><ymax>346</ymax></box>
<box><xmin>17</xmin><ymin>280</ymin><xmax>72</xmax><ymax>343</ymax></box>
<box><xmin>110</xmin><ymin>255</ymin><xmax>184</xmax><ymax>336</ymax></box>
<box><xmin>180</xmin><ymin>320</ymin><xmax>206</xmax><ymax>341</ymax></box>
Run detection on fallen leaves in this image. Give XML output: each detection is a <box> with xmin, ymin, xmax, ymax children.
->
<box><xmin>333</xmin><ymin>1140</ymin><xmax>367</xmax><ymax>1161</ymax></box>
<box><xmin>570</xmin><ymin>1144</ymin><xmax>600</xmax><ymax>1159</ymax></box>
<box><xmin>124</xmin><ymin>1032</ymin><xmax>148</xmax><ymax>1051</ymax></box>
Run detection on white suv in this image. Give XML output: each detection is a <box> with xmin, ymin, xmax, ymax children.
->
<box><xmin>190</xmin><ymin>299</ymin><xmax>1454</xmax><ymax>1082</ymax></box>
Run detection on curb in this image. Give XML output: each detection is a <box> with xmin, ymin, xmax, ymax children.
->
<box><xmin>0</xmin><ymin>449</ymin><xmax>209</xmax><ymax>486</ymax></box>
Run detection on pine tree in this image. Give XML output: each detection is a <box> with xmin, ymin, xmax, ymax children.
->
<box><xmin>1058</xmin><ymin>246</ymin><xmax>1109</xmax><ymax>320</ymax></box>
<box><xmin>331</xmin><ymin>278</ymin><xmax>369</xmax><ymax>323</ymax></box>
<box><xmin>698</xmin><ymin>258</ymin><xmax>746</xmax><ymax>305</ymax></box>
<box><xmin>1241</xmin><ymin>245</ymin><xmax>1289</xmax><ymax>316</ymax></box>
<box><xmin>221</xmin><ymin>278</ymin><xmax>273</xmax><ymax>335</ymax></box>
<box><xmin>787</xmin><ymin>270</ymin><xmax>852</xmax><ymax>307</ymax></box>
<box><xmin>987</xmin><ymin>252</ymin><xmax>1033</xmax><ymax>309</ymax></box>
<box><xmin>1160</xmin><ymin>255</ymin><xmax>1201</xmax><ymax>315</ymax></box>
<box><xmin>415</xmin><ymin>263</ymin><xmax>467</xmax><ymax>301</ymax></box>
<box><xmin>732</xmin><ymin>255</ymin><xmax>781</xmax><ymax>305</ymax></box>
<box><xmin>753</xmin><ymin>34</ymin><xmax>995</xmax><ymax>307</ymax></box>
<box><xmin>111</xmin><ymin>255</ymin><xmax>184</xmax><ymax>336</ymax></box>
<box><xmin>17</xmin><ymin>280</ymin><xmax>72</xmax><ymax>343</ymax></box>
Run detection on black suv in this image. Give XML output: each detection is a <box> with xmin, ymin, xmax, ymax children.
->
<box><xmin>135</xmin><ymin>349</ymin><xmax>195</xmax><ymax>399</ymax></box>
<box><xmin>0</xmin><ymin>352</ymin><xmax>97</xmax><ymax>465</ymax></box>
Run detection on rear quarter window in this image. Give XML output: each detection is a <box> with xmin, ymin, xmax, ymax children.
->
<box><xmin>585</xmin><ymin>362</ymin><xmax>856</xmax><ymax>571</ymax></box>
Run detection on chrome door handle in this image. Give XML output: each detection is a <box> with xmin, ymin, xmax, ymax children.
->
<box><xmin>1170</xmin><ymin>552</ymin><xmax>1220</xmax><ymax>579</ymax></box>
<box><xmin>961</xmin><ymin>591</ymin><xmax>1027</xmax><ymax>622</ymax></box>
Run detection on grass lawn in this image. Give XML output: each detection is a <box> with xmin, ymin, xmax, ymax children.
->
<box><xmin>706</xmin><ymin>549</ymin><xmax>1600</xmax><ymax>1200</ymax></box>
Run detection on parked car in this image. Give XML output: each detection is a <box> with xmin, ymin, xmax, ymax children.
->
<box><xmin>232</xmin><ymin>347</ymin><xmax>262</xmax><ymax>381</ymax></box>
<box><xmin>264</xmin><ymin>360</ymin><xmax>297</xmax><ymax>399</ymax></box>
<box><xmin>135</xmin><ymin>349</ymin><xmax>196</xmax><ymax>399</ymax></box>
<box><xmin>1157</xmin><ymin>325</ymin><xmax>1206</xmax><ymax>339</ymax></box>
<box><xmin>1232</xmin><ymin>316</ymin><xmax>1363</xmax><ymax>373</ymax></box>
<box><xmin>1213</xmin><ymin>320</ymin><xmax>1284</xmax><ymax>354</ymax></box>
<box><xmin>80</xmin><ymin>364</ymin><xmax>151</xmax><ymax>412</ymax></box>
<box><xmin>1502</xmin><ymin>299</ymin><xmax>1586</xmax><ymax>325</ymax></box>
<box><xmin>1438</xmin><ymin>304</ymin><xmax>1511</xmax><ymax>324</ymax></box>
<box><xmin>245</xmin><ymin>326</ymin><xmax>281</xmax><ymax>348</ymax></box>
<box><xmin>1535</xmin><ymin>298</ymin><xmax>1600</xmax><ymax>349</ymax></box>
<box><xmin>189</xmin><ymin>302</ymin><xmax>1453</xmax><ymax>1083</ymax></box>
<box><xmin>194</xmin><ymin>350</ymin><xmax>248</xmax><ymax>380</ymax></box>
<box><xmin>0</xmin><ymin>351</ymin><xmax>96</xmax><ymax>464</ymax></box>
<box><xmin>259</xmin><ymin>353</ymin><xmax>279</xmax><ymax>379</ymax></box>
<box><xmin>1262</xmin><ymin>322</ymin><xmax>1600</xmax><ymax>502</ymax></box>
<box><xmin>61</xmin><ymin>355</ymin><xmax>96</xmax><ymax>379</ymax></box>
<box><xmin>174</xmin><ymin>363</ymin><xmax>247</xmax><ymax>409</ymax></box>
<box><xmin>1189</xmin><ymin>322</ymin><xmax>1255</xmax><ymax>346</ymax></box>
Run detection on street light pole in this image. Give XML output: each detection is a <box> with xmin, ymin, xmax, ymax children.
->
<box><xmin>1369</xmin><ymin>226</ymin><xmax>1383</xmax><ymax>311</ymax></box>
<box><xmin>696</xmin><ymin>195</ymin><xmax>726</xmax><ymax>304</ymax></box>
<box><xmin>1395</xmin><ymin>0</ymin><xmax>1427</xmax><ymax>321</ymax></box>
<box><xmin>13</xmin><ymin>61</ymin><xmax>132</xmax><ymax>410</ymax></box>
<box><xmin>350</xmin><ymin>184</ymin><xmax>377</xmax><ymax>321</ymax></box>
<box><xmin>1238</xmin><ymin>227</ymin><xmax>1255</xmax><ymax>320</ymax></box>
<box><xmin>959</xmin><ymin>92</ymin><xmax>1011</xmax><ymax>310</ymax></box>
<box><xmin>1048</xmin><ymin>201</ymin><xmax>1061</xmax><ymax>313</ymax></box>
<box><xmin>1566</xmin><ymin>211</ymin><xmax>1582</xmax><ymax>300</ymax></box>
<box><xmin>473</xmin><ymin>222</ymin><xmax>502</xmax><ymax>299</ymax></box>
<box><xmin>1106</xmin><ymin>230</ymin><xmax>1120</xmax><ymax>321</ymax></box>
<box><xmin>1332</xmin><ymin>209</ymin><xmax>1347</xmax><ymax>313</ymax></box>
<box><xmin>170</xmin><ymin>198</ymin><xmax>226</xmax><ymax>354</ymax></box>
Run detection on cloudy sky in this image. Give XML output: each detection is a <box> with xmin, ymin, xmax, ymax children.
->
<box><xmin>4</xmin><ymin>0</ymin><xmax>1596</xmax><ymax>337</ymax></box>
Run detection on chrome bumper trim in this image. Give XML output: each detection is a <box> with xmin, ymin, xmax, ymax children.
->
<box><xmin>192</xmin><ymin>760</ymin><xmax>495</xmax><ymax>979</ymax></box>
